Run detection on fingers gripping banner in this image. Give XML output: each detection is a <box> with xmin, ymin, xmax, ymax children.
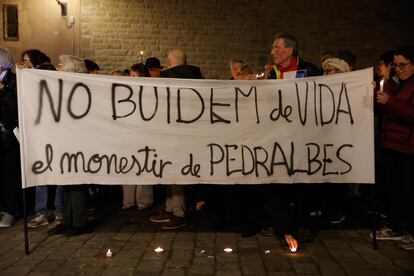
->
<box><xmin>17</xmin><ymin>68</ymin><xmax>374</xmax><ymax>188</ymax></box>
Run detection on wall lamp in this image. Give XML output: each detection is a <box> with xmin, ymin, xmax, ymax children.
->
<box><xmin>56</xmin><ymin>0</ymin><xmax>68</xmax><ymax>16</ymax></box>
<box><xmin>56</xmin><ymin>0</ymin><xmax>74</xmax><ymax>28</ymax></box>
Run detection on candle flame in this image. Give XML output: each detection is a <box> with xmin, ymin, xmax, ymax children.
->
<box><xmin>224</xmin><ymin>248</ymin><xmax>233</xmax><ymax>253</ymax></box>
<box><xmin>154</xmin><ymin>246</ymin><xmax>164</xmax><ymax>253</ymax></box>
<box><xmin>106</xmin><ymin>249</ymin><xmax>112</xmax><ymax>257</ymax></box>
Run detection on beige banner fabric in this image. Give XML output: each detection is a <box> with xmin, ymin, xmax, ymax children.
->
<box><xmin>17</xmin><ymin>68</ymin><xmax>374</xmax><ymax>188</ymax></box>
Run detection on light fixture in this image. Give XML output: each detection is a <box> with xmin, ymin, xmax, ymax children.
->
<box><xmin>56</xmin><ymin>0</ymin><xmax>67</xmax><ymax>16</ymax></box>
<box><xmin>55</xmin><ymin>0</ymin><xmax>75</xmax><ymax>28</ymax></box>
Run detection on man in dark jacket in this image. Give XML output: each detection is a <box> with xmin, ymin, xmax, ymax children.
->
<box><xmin>268</xmin><ymin>32</ymin><xmax>321</xmax><ymax>79</ymax></box>
<box><xmin>160</xmin><ymin>49</ymin><xmax>203</xmax><ymax>79</ymax></box>
<box><xmin>0</xmin><ymin>48</ymin><xmax>21</xmax><ymax>228</ymax></box>
<box><xmin>264</xmin><ymin>34</ymin><xmax>321</xmax><ymax>247</ymax></box>
<box><xmin>150</xmin><ymin>48</ymin><xmax>203</xmax><ymax>230</ymax></box>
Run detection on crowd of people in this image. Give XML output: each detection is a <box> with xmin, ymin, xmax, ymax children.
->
<box><xmin>0</xmin><ymin>32</ymin><xmax>413</xmax><ymax>252</ymax></box>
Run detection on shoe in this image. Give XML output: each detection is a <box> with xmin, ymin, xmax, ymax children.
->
<box><xmin>260</xmin><ymin>227</ymin><xmax>275</xmax><ymax>237</ymax></box>
<box><xmin>122</xmin><ymin>205</ymin><xmax>134</xmax><ymax>210</ymax></box>
<box><xmin>241</xmin><ymin>226</ymin><xmax>257</xmax><ymax>238</ymax></box>
<box><xmin>137</xmin><ymin>204</ymin><xmax>151</xmax><ymax>211</ymax></box>
<box><xmin>64</xmin><ymin>226</ymin><xmax>91</xmax><ymax>237</ymax></box>
<box><xmin>398</xmin><ymin>241</ymin><xmax>414</xmax><ymax>251</ymax></box>
<box><xmin>149</xmin><ymin>211</ymin><xmax>173</xmax><ymax>223</ymax></box>
<box><xmin>330</xmin><ymin>214</ymin><xmax>346</xmax><ymax>224</ymax></box>
<box><xmin>295</xmin><ymin>228</ymin><xmax>314</xmax><ymax>243</ymax></box>
<box><xmin>27</xmin><ymin>214</ymin><xmax>49</xmax><ymax>228</ymax></box>
<box><xmin>47</xmin><ymin>224</ymin><xmax>69</xmax><ymax>235</ymax></box>
<box><xmin>369</xmin><ymin>227</ymin><xmax>403</xmax><ymax>240</ymax></box>
<box><xmin>400</xmin><ymin>234</ymin><xmax>414</xmax><ymax>244</ymax></box>
<box><xmin>161</xmin><ymin>216</ymin><xmax>186</xmax><ymax>230</ymax></box>
<box><xmin>0</xmin><ymin>212</ymin><xmax>14</xmax><ymax>228</ymax></box>
<box><xmin>310</xmin><ymin>209</ymin><xmax>322</xmax><ymax>217</ymax></box>
<box><xmin>54</xmin><ymin>216</ymin><xmax>63</xmax><ymax>225</ymax></box>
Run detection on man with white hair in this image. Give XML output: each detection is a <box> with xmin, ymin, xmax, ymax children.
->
<box><xmin>48</xmin><ymin>55</ymin><xmax>91</xmax><ymax>236</ymax></box>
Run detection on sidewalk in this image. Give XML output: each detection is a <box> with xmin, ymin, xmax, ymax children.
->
<box><xmin>0</xmin><ymin>205</ymin><xmax>413</xmax><ymax>276</ymax></box>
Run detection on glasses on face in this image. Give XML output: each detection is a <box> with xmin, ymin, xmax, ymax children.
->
<box><xmin>272</xmin><ymin>45</ymin><xmax>285</xmax><ymax>52</ymax></box>
<box><xmin>391</xmin><ymin>62</ymin><xmax>410</xmax><ymax>70</ymax></box>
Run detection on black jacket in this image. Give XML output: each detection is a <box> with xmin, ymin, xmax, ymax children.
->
<box><xmin>160</xmin><ymin>64</ymin><xmax>203</xmax><ymax>79</ymax></box>
<box><xmin>268</xmin><ymin>57</ymin><xmax>322</xmax><ymax>79</ymax></box>
<box><xmin>0</xmin><ymin>70</ymin><xmax>18</xmax><ymax>147</ymax></box>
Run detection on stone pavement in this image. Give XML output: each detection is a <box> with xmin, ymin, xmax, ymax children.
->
<box><xmin>0</xmin><ymin>206</ymin><xmax>413</xmax><ymax>276</ymax></box>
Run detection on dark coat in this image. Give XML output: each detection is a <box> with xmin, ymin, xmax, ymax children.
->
<box><xmin>382</xmin><ymin>75</ymin><xmax>414</xmax><ymax>154</ymax></box>
<box><xmin>268</xmin><ymin>57</ymin><xmax>322</xmax><ymax>79</ymax></box>
<box><xmin>160</xmin><ymin>64</ymin><xmax>203</xmax><ymax>79</ymax></box>
<box><xmin>0</xmin><ymin>70</ymin><xmax>18</xmax><ymax>147</ymax></box>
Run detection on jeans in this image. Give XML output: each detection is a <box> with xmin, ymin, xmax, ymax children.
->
<box><xmin>34</xmin><ymin>186</ymin><xmax>64</xmax><ymax>218</ymax></box>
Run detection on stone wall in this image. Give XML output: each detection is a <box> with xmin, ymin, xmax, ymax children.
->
<box><xmin>80</xmin><ymin>0</ymin><xmax>414</xmax><ymax>78</ymax></box>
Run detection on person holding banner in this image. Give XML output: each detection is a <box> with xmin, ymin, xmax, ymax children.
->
<box><xmin>150</xmin><ymin>48</ymin><xmax>203</xmax><ymax>230</ymax></box>
<box><xmin>375</xmin><ymin>46</ymin><xmax>414</xmax><ymax>250</ymax></box>
<box><xmin>264</xmin><ymin>32</ymin><xmax>322</xmax><ymax>248</ymax></box>
<box><xmin>268</xmin><ymin>32</ymin><xmax>321</xmax><ymax>79</ymax></box>
<box><xmin>0</xmin><ymin>48</ymin><xmax>21</xmax><ymax>228</ymax></box>
<box><xmin>47</xmin><ymin>55</ymin><xmax>91</xmax><ymax>236</ymax></box>
<box><xmin>122</xmin><ymin>63</ymin><xmax>154</xmax><ymax>211</ymax></box>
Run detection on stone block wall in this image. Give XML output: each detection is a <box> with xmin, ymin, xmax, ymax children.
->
<box><xmin>80</xmin><ymin>0</ymin><xmax>414</xmax><ymax>79</ymax></box>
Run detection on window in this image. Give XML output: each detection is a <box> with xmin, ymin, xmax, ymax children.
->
<box><xmin>3</xmin><ymin>4</ymin><xmax>19</xmax><ymax>41</ymax></box>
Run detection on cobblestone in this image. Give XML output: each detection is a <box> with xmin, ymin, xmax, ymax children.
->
<box><xmin>0</xmin><ymin>206</ymin><xmax>413</xmax><ymax>276</ymax></box>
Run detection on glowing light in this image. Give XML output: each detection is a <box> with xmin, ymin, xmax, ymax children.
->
<box><xmin>290</xmin><ymin>247</ymin><xmax>297</xmax><ymax>253</ymax></box>
<box><xmin>380</xmin><ymin>80</ymin><xmax>384</xmax><ymax>92</ymax></box>
<box><xmin>106</xmin><ymin>249</ymin><xmax>112</xmax><ymax>257</ymax></box>
<box><xmin>264</xmin><ymin>250</ymin><xmax>271</xmax><ymax>254</ymax></box>
<box><xmin>224</xmin><ymin>248</ymin><xmax>233</xmax><ymax>253</ymax></box>
<box><xmin>154</xmin><ymin>247</ymin><xmax>164</xmax><ymax>253</ymax></box>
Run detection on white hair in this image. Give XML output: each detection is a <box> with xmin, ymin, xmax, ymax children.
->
<box><xmin>59</xmin><ymin>55</ymin><xmax>86</xmax><ymax>73</ymax></box>
<box><xmin>0</xmin><ymin>48</ymin><xmax>14</xmax><ymax>71</ymax></box>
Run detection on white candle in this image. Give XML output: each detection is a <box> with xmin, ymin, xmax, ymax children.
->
<box><xmin>106</xmin><ymin>249</ymin><xmax>112</xmax><ymax>257</ymax></box>
<box><xmin>154</xmin><ymin>247</ymin><xmax>164</xmax><ymax>253</ymax></box>
<box><xmin>140</xmin><ymin>51</ymin><xmax>144</xmax><ymax>63</ymax></box>
<box><xmin>223</xmin><ymin>248</ymin><xmax>233</xmax><ymax>253</ymax></box>
<box><xmin>380</xmin><ymin>80</ymin><xmax>384</xmax><ymax>92</ymax></box>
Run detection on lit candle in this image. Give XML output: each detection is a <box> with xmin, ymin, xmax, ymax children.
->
<box><xmin>264</xmin><ymin>250</ymin><xmax>271</xmax><ymax>254</ymax></box>
<box><xmin>290</xmin><ymin>246</ymin><xmax>297</xmax><ymax>253</ymax></box>
<box><xmin>379</xmin><ymin>79</ymin><xmax>384</xmax><ymax>92</ymax></box>
<box><xmin>140</xmin><ymin>51</ymin><xmax>144</xmax><ymax>63</ymax></box>
<box><xmin>223</xmin><ymin>248</ymin><xmax>233</xmax><ymax>253</ymax></box>
<box><xmin>154</xmin><ymin>246</ymin><xmax>164</xmax><ymax>253</ymax></box>
<box><xmin>106</xmin><ymin>249</ymin><xmax>112</xmax><ymax>257</ymax></box>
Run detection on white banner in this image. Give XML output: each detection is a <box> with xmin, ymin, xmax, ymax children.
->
<box><xmin>17</xmin><ymin>68</ymin><xmax>374</xmax><ymax>188</ymax></box>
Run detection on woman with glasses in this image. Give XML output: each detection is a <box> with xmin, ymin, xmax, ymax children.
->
<box><xmin>375</xmin><ymin>46</ymin><xmax>414</xmax><ymax>251</ymax></box>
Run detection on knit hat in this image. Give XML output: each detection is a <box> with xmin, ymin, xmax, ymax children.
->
<box><xmin>322</xmin><ymin>58</ymin><xmax>350</xmax><ymax>73</ymax></box>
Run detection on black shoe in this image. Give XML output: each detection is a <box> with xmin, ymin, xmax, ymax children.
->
<box><xmin>241</xmin><ymin>226</ymin><xmax>257</xmax><ymax>238</ymax></box>
<box><xmin>295</xmin><ymin>228</ymin><xmax>314</xmax><ymax>243</ymax></box>
<box><xmin>47</xmin><ymin>224</ymin><xmax>69</xmax><ymax>236</ymax></box>
<box><xmin>64</xmin><ymin>226</ymin><xmax>91</xmax><ymax>237</ymax></box>
<box><xmin>329</xmin><ymin>214</ymin><xmax>346</xmax><ymax>224</ymax></box>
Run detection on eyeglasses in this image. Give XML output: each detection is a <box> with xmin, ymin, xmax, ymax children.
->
<box><xmin>391</xmin><ymin>62</ymin><xmax>410</xmax><ymax>70</ymax></box>
<box><xmin>272</xmin><ymin>45</ymin><xmax>286</xmax><ymax>52</ymax></box>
